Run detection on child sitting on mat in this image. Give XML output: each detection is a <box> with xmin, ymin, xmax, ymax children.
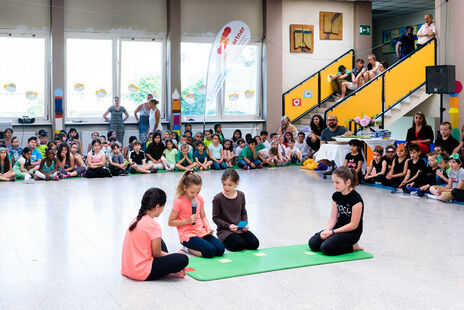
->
<box><xmin>363</xmin><ymin>147</ymin><xmax>386</xmax><ymax>184</ymax></box>
<box><xmin>168</xmin><ymin>171</ymin><xmax>225</xmax><ymax>258</ymax></box>
<box><xmin>212</xmin><ymin>169</ymin><xmax>260</xmax><ymax>252</ymax></box>
<box><xmin>429</xmin><ymin>153</ymin><xmax>464</xmax><ymax>201</ymax></box>
<box><xmin>121</xmin><ymin>187</ymin><xmax>189</xmax><ymax>281</ymax></box>
<box><xmin>308</xmin><ymin>167</ymin><xmax>364</xmax><ymax>256</ymax></box>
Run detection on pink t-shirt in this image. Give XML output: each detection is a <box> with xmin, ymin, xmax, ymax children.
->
<box><xmin>121</xmin><ymin>215</ymin><xmax>161</xmax><ymax>281</ymax></box>
<box><xmin>172</xmin><ymin>195</ymin><xmax>208</xmax><ymax>243</ymax></box>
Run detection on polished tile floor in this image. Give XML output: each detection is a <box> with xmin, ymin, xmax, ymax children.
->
<box><xmin>0</xmin><ymin>167</ymin><xmax>463</xmax><ymax>309</ymax></box>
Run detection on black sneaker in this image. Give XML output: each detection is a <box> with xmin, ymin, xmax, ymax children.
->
<box><xmin>150</xmin><ymin>168</ymin><xmax>158</xmax><ymax>174</ymax></box>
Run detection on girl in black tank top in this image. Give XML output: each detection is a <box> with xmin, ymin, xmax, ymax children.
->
<box><xmin>364</xmin><ymin>148</ymin><xmax>387</xmax><ymax>184</ymax></box>
<box><xmin>383</xmin><ymin>146</ymin><xmax>409</xmax><ymax>188</ymax></box>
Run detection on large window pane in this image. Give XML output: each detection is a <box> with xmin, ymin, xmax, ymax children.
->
<box><xmin>120</xmin><ymin>41</ymin><xmax>163</xmax><ymax>115</ymax></box>
<box><xmin>224</xmin><ymin>45</ymin><xmax>259</xmax><ymax>115</ymax></box>
<box><xmin>0</xmin><ymin>37</ymin><xmax>45</xmax><ymax>118</ymax></box>
<box><xmin>181</xmin><ymin>42</ymin><xmax>216</xmax><ymax>116</ymax></box>
<box><xmin>66</xmin><ymin>39</ymin><xmax>112</xmax><ymax>118</ymax></box>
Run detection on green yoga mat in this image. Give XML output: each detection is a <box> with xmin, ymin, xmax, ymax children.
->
<box><xmin>186</xmin><ymin>244</ymin><xmax>373</xmax><ymax>281</ymax></box>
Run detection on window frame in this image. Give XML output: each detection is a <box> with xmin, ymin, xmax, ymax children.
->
<box><xmin>180</xmin><ymin>37</ymin><xmax>263</xmax><ymax>122</ymax></box>
<box><xmin>64</xmin><ymin>32</ymin><xmax>166</xmax><ymax>124</ymax></box>
<box><xmin>0</xmin><ymin>31</ymin><xmax>50</xmax><ymax>123</ymax></box>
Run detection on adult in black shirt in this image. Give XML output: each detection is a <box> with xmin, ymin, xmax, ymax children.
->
<box><xmin>435</xmin><ymin>122</ymin><xmax>459</xmax><ymax>155</ymax></box>
<box><xmin>405</xmin><ymin>112</ymin><xmax>434</xmax><ymax>155</ymax></box>
<box><xmin>308</xmin><ymin>167</ymin><xmax>364</xmax><ymax>256</ymax></box>
<box><xmin>306</xmin><ymin>114</ymin><xmax>326</xmax><ymax>152</ymax></box>
<box><xmin>396</xmin><ymin>26</ymin><xmax>416</xmax><ymax>59</ymax></box>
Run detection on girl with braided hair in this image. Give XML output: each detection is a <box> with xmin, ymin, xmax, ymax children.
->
<box><xmin>121</xmin><ymin>188</ymin><xmax>189</xmax><ymax>281</ymax></box>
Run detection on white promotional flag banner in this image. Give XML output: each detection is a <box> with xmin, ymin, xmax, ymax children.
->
<box><xmin>205</xmin><ymin>21</ymin><xmax>251</xmax><ymax>114</ymax></box>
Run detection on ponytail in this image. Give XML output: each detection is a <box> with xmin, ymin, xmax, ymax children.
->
<box><xmin>129</xmin><ymin>188</ymin><xmax>167</xmax><ymax>231</ymax></box>
<box><xmin>333</xmin><ymin>167</ymin><xmax>359</xmax><ymax>188</ymax></box>
<box><xmin>176</xmin><ymin>170</ymin><xmax>202</xmax><ymax>197</ymax></box>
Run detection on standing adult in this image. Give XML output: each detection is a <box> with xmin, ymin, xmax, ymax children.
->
<box><xmin>277</xmin><ymin>116</ymin><xmax>298</xmax><ymax>139</ymax></box>
<box><xmin>103</xmin><ymin>96</ymin><xmax>129</xmax><ymax>145</ymax></box>
<box><xmin>396</xmin><ymin>26</ymin><xmax>415</xmax><ymax>59</ymax></box>
<box><xmin>149</xmin><ymin>97</ymin><xmax>163</xmax><ymax>133</ymax></box>
<box><xmin>405</xmin><ymin>112</ymin><xmax>434</xmax><ymax>155</ymax></box>
<box><xmin>306</xmin><ymin>115</ymin><xmax>326</xmax><ymax>152</ymax></box>
<box><xmin>134</xmin><ymin>93</ymin><xmax>153</xmax><ymax>147</ymax></box>
<box><xmin>416</xmin><ymin>14</ymin><xmax>436</xmax><ymax>48</ymax></box>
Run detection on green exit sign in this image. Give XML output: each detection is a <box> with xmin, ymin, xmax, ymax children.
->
<box><xmin>359</xmin><ymin>25</ymin><xmax>370</xmax><ymax>35</ymax></box>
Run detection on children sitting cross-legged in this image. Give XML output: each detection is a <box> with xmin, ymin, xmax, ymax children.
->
<box><xmin>295</xmin><ymin>132</ymin><xmax>312</xmax><ymax>159</ymax></box>
<box><xmin>8</xmin><ymin>136</ymin><xmax>22</xmax><ymax>163</ymax></box>
<box><xmin>162</xmin><ymin>139</ymin><xmax>177</xmax><ymax>171</ymax></box>
<box><xmin>55</xmin><ymin>143</ymin><xmax>85</xmax><ymax>178</ymax></box>
<box><xmin>12</xmin><ymin>147</ymin><xmax>36</xmax><ymax>182</ymax></box>
<box><xmin>123</xmin><ymin>136</ymin><xmax>137</xmax><ymax>160</ymax></box>
<box><xmin>129</xmin><ymin>140</ymin><xmax>156</xmax><ymax>174</ymax></box>
<box><xmin>258</xmin><ymin>143</ymin><xmax>274</xmax><ymax>166</ymax></box>
<box><xmin>168</xmin><ymin>171</ymin><xmax>225</xmax><ymax>258</ymax></box>
<box><xmin>85</xmin><ymin>139</ymin><xmax>112</xmax><ymax>178</ymax></box>
<box><xmin>194</xmin><ymin>141</ymin><xmax>212</xmax><ymax>171</ymax></box>
<box><xmin>429</xmin><ymin>153</ymin><xmax>464</xmax><ymax>201</ymax></box>
<box><xmin>268</xmin><ymin>140</ymin><xmax>287</xmax><ymax>166</ymax></box>
<box><xmin>208</xmin><ymin>134</ymin><xmax>227</xmax><ymax>170</ymax></box>
<box><xmin>383</xmin><ymin>144</ymin><xmax>409</xmax><ymax>188</ymax></box>
<box><xmin>398</xmin><ymin>144</ymin><xmax>427</xmax><ymax>193</ymax></box>
<box><xmin>108</xmin><ymin>143</ymin><xmax>127</xmax><ymax>176</ymax></box>
<box><xmin>176</xmin><ymin>144</ymin><xmax>197</xmax><ymax>171</ymax></box>
<box><xmin>0</xmin><ymin>147</ymin><xmax>15</xmax><ymax>181</ymax></box>
<box><xmin>237</xmin><ymin>139</ymin><xmax>262</xmax><ymax>170</ymax></box>
<box><xmin>415</xmin><ymin>152</ymin><xmax>441</xmax><ymax>197</ymax></box>
<box><xmin>286</xmin><ymin>138</ymin><xmax>303</xmax><ymax>163</ymax></box>
<box><xmin>70</xmin><ymin>142</ymin><xmax>87</xmax><ymax>176</ymax></box>
<box><xmin>212</xmin><ymin>169</ymin><xmax>260</xmax><ymax>251</ymax></box>
<box><xmin>121</xmin><ymin>188</ymin><xmax>189</xmax><ymax>280</ymax></box>
<box><xmin>35</xmin><ymin>148</ymin><xmax>61</xmax><ymax>181</ymax></box>
<box><xmin>363</xmin><ymin>147</ymin><xmax>387</xmax><ymax>184</ymax></box>
<box><xmin>146</xmin><ymin>132</ymin><xmax>170</xmax><ymax>171</ymax></box>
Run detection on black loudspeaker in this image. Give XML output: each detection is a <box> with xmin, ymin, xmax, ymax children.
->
<box><xmin>426</xmin><ymin>65</ymin><xmax>456</xmax><ymax>94</ymax></box>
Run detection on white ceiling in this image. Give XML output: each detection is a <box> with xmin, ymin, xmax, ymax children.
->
<box><xmin>372</xmin><ymin>0</ymin><xmax>435</xmax><ymax>19</ymax></box>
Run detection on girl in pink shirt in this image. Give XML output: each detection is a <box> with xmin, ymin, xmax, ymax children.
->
<box><xmin>121</xmin><ymin>188</ymin><xmax>189</xmax><ymax>281</ymax></box>
<box><xmin>168</xmin><ymin>171</ymin><xmax>225</xmax><ymax>258</ymax></box>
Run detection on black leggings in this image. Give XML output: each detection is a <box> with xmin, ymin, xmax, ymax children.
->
<box><xmin>308</xmin><ymin>230</ymin><xmax>361</xmax><ymax>256</ymax></box>
<box><xmin>145</xmin><ymin>240</ymin><xmax>189</xmax><ymax>281</ymax></box>
<box><xmin>85</xmin><ymin>167</ymin><xmax>112</xmax><ymax>178</ymax></box>
<box><xmin>382</xmin><ymin>176</ymin><xmax>402</xmax><ymax>188</ymax></box>
<box><xmin>223</xmin><ymin>231</ymin><xmax>260</xmax><ymax>252</ymax></box>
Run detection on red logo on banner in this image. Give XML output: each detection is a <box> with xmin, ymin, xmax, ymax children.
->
<box><xmin>292</xmin><ymin>98</ymin><xmax>301</xmax><ymax>106</ymax></box>
<box><xmin>217</xmin><ymin>27</ymin><xmax>232</xmax><ymax>55</ymax></box>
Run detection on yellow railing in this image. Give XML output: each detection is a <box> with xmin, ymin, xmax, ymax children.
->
<box><xmin>282</xmin><ymin>49</ymin><xmax>354</xmax><ymax>122</ymax></box>
<box><xmin>326</xmin><ymin>39</ymin><xmax>436</xmax><ymax>127</ymax></box>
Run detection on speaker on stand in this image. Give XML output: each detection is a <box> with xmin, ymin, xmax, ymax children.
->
<box><xmin>426</xmin><ymin>65</ymin><xmax>456</xmax><ymax>124</ymax></box>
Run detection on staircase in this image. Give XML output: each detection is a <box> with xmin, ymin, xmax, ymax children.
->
<box><xmin>283</xmin><ymin>39</ymin><xmax>437</xmax><ymax>131</ymax></box>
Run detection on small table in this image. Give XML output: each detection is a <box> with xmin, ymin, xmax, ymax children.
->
<box><xmin>363</xmin><ymin>138</ymin><xmax>397</xmax><ymax>152</ymax></box>
<box><xmin>314</xmin><ymin>143</ymin><xmax>351</xmax><ymax>168</ymax></box>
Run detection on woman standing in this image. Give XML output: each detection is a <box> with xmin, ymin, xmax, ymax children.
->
<box><xmin>149</xmin><ymin>97</ymin><xmax>163</xmax><ymax>133</ymax></box>
<box><xmin>103</xmin><ymin>96</ymin><xmax>129</xmax><ymax>145</ymax></box>
<box><xmin>134</xmin><ymin>93</ymin><xmax>153</xmax><ymax>147</ymax></box>
<box><xmin>277</xmin><ymin>116</ymin><xmax>298</xmax><ymax>139</ymax></box>
<box><xmin>406</xmin><ymin>112</ymin><xmax>434</xmax><ymax>155</ymax></box>
<box><xmin>306</xmin><ymin>114</ymin><xmax>326</xmax><ymax>152</ymax></box>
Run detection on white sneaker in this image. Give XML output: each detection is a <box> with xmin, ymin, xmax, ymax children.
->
<box><xmin>23</xmin><ymin>179</ymin><xmax>35</xmax><ymax>184</ymax></box>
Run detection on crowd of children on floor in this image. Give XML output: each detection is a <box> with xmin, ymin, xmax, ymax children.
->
<box><xmin>328</xmin><ymin>121</ymin><xmax>464</xmax><ymax>203</ymax></box>
<box><xmin>0</xmin><ymin>123</ymin><xmax>310</xmax><ymax>183</ymax></box>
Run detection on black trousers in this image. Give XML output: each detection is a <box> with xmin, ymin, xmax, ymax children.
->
<box><xmin>109</xmin><ymin>165</ymin><xmax>124</xmax><ymax>176</ymax></box>
<box><xmin>452</xmin><ymin>188</ymin><xmax>464</xmax><ymax>202</ymax></box>
<box><xmin>223</xmin><ymin>231</ymin><xmax>260</xmax><ymax>252</ymax></box>
<box><xmin>145</xmin><ymin>240</ymin><xmax>189</xmax><ymax>281</ymax></box>
<box><xmin>85</xmin><ymin>167</ymin><xmax>112</xmax><ymax>178</ymax></box>
<box><xmin>382</xmin><ymin>176</ymin><xmax>402</xmax><ymax>188</ymax></box>
<box><xmin>308</xmin><ymin>230</ymin><xmax>361</xmax><ymax>256</ymax></box>
<box><xmin>364</xmin><ymin>174</ymin><xmax>384</xmax><ymax>184</ymax></box>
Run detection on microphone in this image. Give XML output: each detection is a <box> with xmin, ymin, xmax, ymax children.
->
<box><xmin>191</xmin><ymin>199</ymin><xmax>197</xmax><ymax>225</ymax></box>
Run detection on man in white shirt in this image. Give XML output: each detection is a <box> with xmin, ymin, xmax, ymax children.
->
<box><xmin>417</xmin><ymin>14</ymin><xmax>435</xmax><ymax>47</ymax></box>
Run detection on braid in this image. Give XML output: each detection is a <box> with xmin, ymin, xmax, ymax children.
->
<box><xmin>129</xmin><ymin>204</ymin><xmax>147</xmax><ymax>231</ymax></box>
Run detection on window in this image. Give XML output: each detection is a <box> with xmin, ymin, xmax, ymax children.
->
<box><xmin>0</xmin><ymin>36</ymin><xmax>46</xmax><ymax>118</ymax></box>
<box><xmin>181</xmin><ymin>41</ymin><xmax>260</xmax><ymax>119</ymax></box>
<box><xmin>224</xmin><ymin>45</ymin><xmax>259</xmax><ymax>116</ymax></box>
<box><xmin>120</xmin><ymin>41</ymin><xmax>163</xmax><ymax>116</ymax></box>
<box><xmin>66</xmin><ymin>38</ymin><xmax>113</xmax><ymax>118</ymax></box>
<box><xmin>181</xmin><ymin>42</ymin><xmax>216</xmax><ymax>116</ymax></box>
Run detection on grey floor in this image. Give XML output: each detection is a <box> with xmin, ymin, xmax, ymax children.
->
<box><xmin>0</xmin><ymin>167</ymin><xmax>463</xmax><ymax>310</ymax></box>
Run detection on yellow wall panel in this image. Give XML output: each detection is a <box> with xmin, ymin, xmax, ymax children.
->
<box><xmin>320</xmin><ymin>52</ymin><xmax>354</xmax><ymax>100</ymax></box>
<box><xmin>284</xmin><ymin>77</ymin><xmax>319</xmax><ymax>121</ymax></box>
